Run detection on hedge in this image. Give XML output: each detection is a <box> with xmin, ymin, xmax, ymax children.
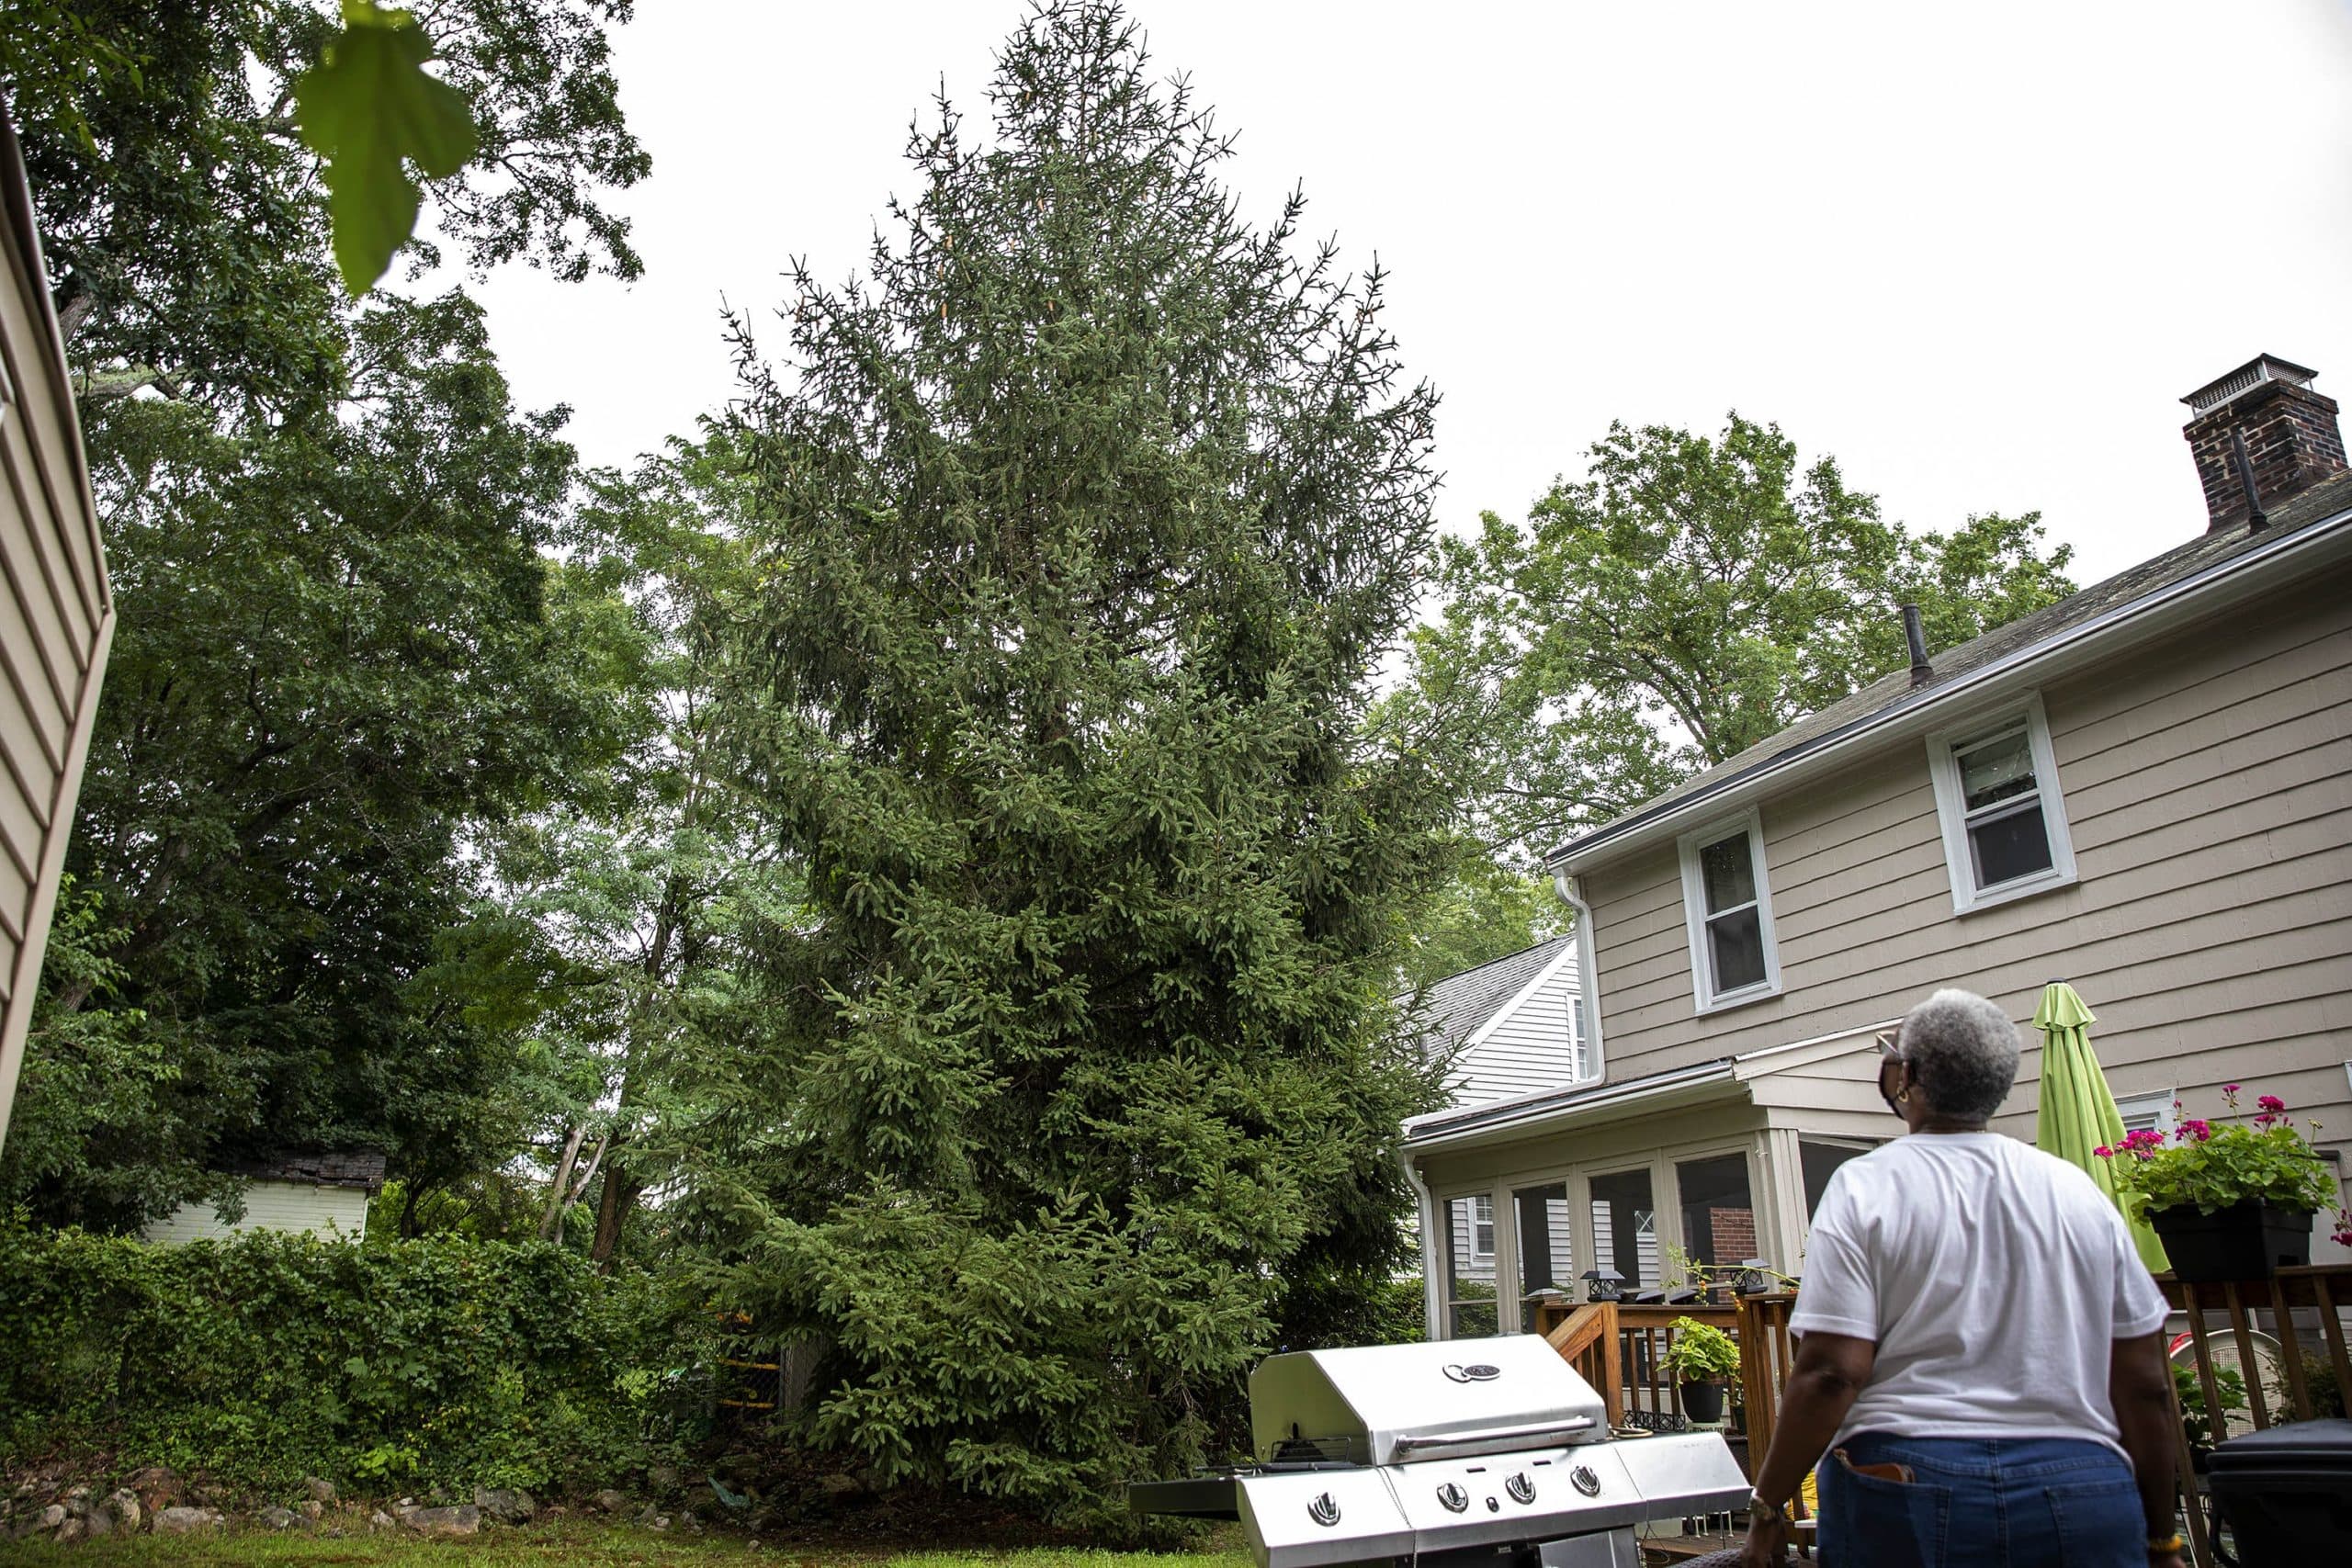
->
<box><xmin>0</xmin><ymin>1224</ymin><xmax>712</xmax><ymax>1497</ymax></box>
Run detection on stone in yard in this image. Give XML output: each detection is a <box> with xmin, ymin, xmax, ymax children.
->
<box><xmin>300</xmin><ymin>1500</ymin><xmax>325</xmax><ymax>1520</ymax></box>
<box><xmin>648</xmin><ymin>1462</ymin><xmax>681</xmax><ymax>1494</ymax></box>
<box><xmin>471</xmin><ymin>1486</ymin><xmax>537</xmax><ymax>1525</ymax></box>
<box><xmin>104</xmin><ymin>1489</ymin><xmax>142</xmax><ymax>1535</ymax></box>
<box><xmin>56</xmin><ymin>1517</ymin><xmax>85</xmax><ymax>1544</ymax></box>
<box><xmin>125</xmin><ymin>1465</ymin><xmax>183</xmax><ymax>1514</ymax></box>
<box><xmin>592</xmin><ymin>1489</ymin><xmax>628</xmax><ymax>1515</ymax></box>
<box><xmin>369</xmin><ymin>1510</ymin><xmax>396</xmax><ymax>1530</ymax></box>
<box><xmin>154</xmin><ymin>1506</ymin><xmax>224</xmax><ymax>1535</ymax></box>
<box><xmin>401</xmin><ymin>1505</ymin><xmax>480</xmax><ymax>1538</ymax></box>
<box><xmin>259</xmin><ymin>1506</ymin><xmax>300</xmax><ymax>1529</ymax></box>
<box><xmin>818</xmin><ymin>1473</ymin><xmax>862</xmax><ymax>1497</ymax></box>
<box><xmin>304</xmin><ymin>1477</ymin><xmax>336</xmax><ymax>1506</ymax></box>
<box><xmin>38</xmin><ymin>1505</ymin><xmax>64</xmax><ymax>1531</ymax></box>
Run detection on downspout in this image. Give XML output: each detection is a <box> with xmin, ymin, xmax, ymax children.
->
<box><xmin>1401</xmin><ymin>1143</ymin><xmax>1442</xmax><ymax>1340</ymax></box>
<box><xmin>1553</xmin><ymin>869</ymin><xmax>1603</xmax><ymax>1079</ymax></box>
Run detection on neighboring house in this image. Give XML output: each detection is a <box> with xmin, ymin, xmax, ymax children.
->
<box><xmin>0</xmin><ymin>105</ymin><xmax>118</xmax><ymax>1157</ymax></box>
<box><xmin>1404</xmin><ymin>936</ymin><xmax>1596</xmax><ymax>1324</ymax></box>
<box><xmin>1406</xmin><ymin>354</ymin><xmax>2352</xmax><ymax>1338</ymax></box>
<box><xmin>142</xmin><ymin>1152</ymin><xmax>388</xmax><ymax>1245</ymax></box>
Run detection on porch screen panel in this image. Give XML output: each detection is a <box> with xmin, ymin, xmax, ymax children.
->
<box><xmin>1512</xmin><ymin>1182</ymin><xmax>1571</xmax><ymax>1329</ymax></box>
<box><xmin>1800</xmin><ymin>1139</ymin><xmax>1871</xmax><ymax>1219</ymax></box>
<box><xmin>1675</xmin><ymin>1153</ymin><xmax>1758</xmax><ymax>1284</ymax></box>
<box><xmin>1587</xmin><ymin>1168</ymin><xmax>1659</xmax><ymax>1291</ymax></box>
<box><xmin>1442</xmin><ymin>1193</ymin><xmax>1498</xmax><ymax>1337</ymax></box>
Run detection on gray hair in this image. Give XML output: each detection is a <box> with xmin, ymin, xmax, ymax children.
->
<box><xmin>1897</xmin><ymin>988</ymin><xmax>2020</xmax><ymax>1122</ymax></box>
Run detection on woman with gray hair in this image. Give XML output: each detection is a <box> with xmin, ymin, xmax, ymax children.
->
<box><xmin>1737</xmin><ymin>988</ymin><xmax>2184</xmax><ymax>1568</ymax></box>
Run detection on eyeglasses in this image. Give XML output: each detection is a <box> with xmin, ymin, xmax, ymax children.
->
<box><xmin>1876</xmin><ymin>1030</ymin><xmax>1905</xmax><ymax>1069</ymax></box>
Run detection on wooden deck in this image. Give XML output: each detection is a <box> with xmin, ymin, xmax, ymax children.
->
<box><xmin>1538</xmin><ymin>1265</ymin><xmax>2352</xmax><ymax>1568</ymax></box>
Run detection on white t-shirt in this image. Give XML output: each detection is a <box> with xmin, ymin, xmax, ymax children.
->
<box><xmin>1787</xmin><ymin>1132</ymin><xmax>2170</xmax><ymax>1455</ymax></box>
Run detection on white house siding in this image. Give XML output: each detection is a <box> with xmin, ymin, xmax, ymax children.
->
<box><xmin>1577</xmin><ymin>563</ymin><xmax>2352</xmax><ymax>1219</ymax></box>
<box><xmin>1445</xmin><ymin>948</ymin><xmax>1589</xmax><ymax>1107</ymax></box>
<box><xmin>142</xmin><ymin>1182</ymin><xmax>370</xmax><ymax>1245</ymax></box>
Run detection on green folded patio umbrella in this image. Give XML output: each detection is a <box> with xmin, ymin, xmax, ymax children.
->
<box><xmin>2033</xmin><ymin>981</ymin><xmax>2169</xmax><ymax>1273</ymax></box>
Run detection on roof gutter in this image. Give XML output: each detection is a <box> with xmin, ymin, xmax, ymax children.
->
<box><xmin>1548</xmin><ymin>502</ymin><xmax>2352</xmax><ymax>873</ymax></box>
<box><xmin>1402</xmin><ymin>1056</ymin><xmax>1740</xmax><ymax>1153</ymax></box>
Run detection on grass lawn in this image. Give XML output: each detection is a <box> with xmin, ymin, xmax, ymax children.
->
<box><xmin>0</xmin><ymin>1520</ymin><xmax>1252</xmax><ymax>1568</ymax></box>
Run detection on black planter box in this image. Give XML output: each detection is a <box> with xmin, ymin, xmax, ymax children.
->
<box><xmin>1679</xmin><ymin>1380</ymin><xmax>1725</xmax><ymax>1425</ymax></box>
<box><xmin>2207</xmin><ymin>1417</ymin><xmax>2352</xmax><ymax>1562</ymax></box>
<box><xmin>2147</xmin><ymin>1201</ymin><xmax>2312</xmax><ymax>1282</ymax></box>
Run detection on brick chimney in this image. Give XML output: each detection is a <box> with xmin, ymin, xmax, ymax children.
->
<box><xmin>2181</xmin><ymin>355</ymin><xmax>2346</xmax><ymax>533</ymax></box>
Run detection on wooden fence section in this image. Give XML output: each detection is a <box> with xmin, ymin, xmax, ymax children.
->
<box><xmin>2155</xmin><ymin>1263</ymin><xmax>2352</xmax><ymax>1568</ymax></box>
<box><xmin>1537</xmin><ymin>1300</ymin><xmax>1756</xmax><ymax>1430</ymax></box>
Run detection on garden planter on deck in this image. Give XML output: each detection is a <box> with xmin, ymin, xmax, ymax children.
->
<box><xmin>1679</xmin><ymin>1380</ymin><xmax>1725</xmax><ymax>1426</ymax></box>
<box><xmin>2147</xmin><ymin>1202</ymin><xmax>2312</xmax><ymax>1282</ymax></box>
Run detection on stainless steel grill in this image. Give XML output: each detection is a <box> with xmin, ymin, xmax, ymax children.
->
<box><xmin>1131</xmin><ymin>1336</ymin><xmax>1748</xmax><ymax>1568</ymax></box>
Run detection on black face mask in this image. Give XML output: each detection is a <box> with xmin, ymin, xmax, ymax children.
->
<box><xmin>1879</xmin><ymin>1060</ymin><xmax>1908</xmax><ymax>1118</ymax></box>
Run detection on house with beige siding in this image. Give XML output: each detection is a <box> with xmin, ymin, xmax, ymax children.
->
<box><xmin>1406</xmin><ymin>354</ymin><xmax>2352</xmax><ymax>1337</ymax></box>
<box><xmin>0</xmin><ymin>107</ymin><xmax>117</xmax><ymax>1157</ymax></box>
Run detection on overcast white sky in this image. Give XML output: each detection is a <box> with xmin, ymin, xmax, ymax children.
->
<box><xmin>443</xmin><ymin>0</ymin><xmax>2352</xmax><ymax>588</ymax></box>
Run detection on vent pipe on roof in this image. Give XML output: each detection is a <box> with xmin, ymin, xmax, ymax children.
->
<box><xmin>1901</xmin><ymin>603</ymin><xmax>1932</xmax><ymax>684</ymax></box>
<box><xmin>2230</xmin><ymin>427</ymin><xmax>2270</xmax><ymax>532</ymax></box>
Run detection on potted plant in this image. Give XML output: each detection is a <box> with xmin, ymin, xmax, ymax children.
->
<box><xmin>2174</xmin><ymin>1362</ymin><xmax>2246</xmax><ymax>1469</ymax></box>
<box><xmin>2098</xmin><ymin>1086</ymin><xmax>2335</xmax><ymax>1282</ymax></box>
<box><xmin>1662</xmin><ymin>1315</ymin><xmax>1739</xmax><ymax>1426</ymax></box>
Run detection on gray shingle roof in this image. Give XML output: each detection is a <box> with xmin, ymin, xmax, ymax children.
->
<box><xmin>1550</xmin><ymin>468</ymin><xmax>2352</xmax><ymax>867</ymax></box>
<box><xmin>232</xmin><ymin>1151</ymin><xmax>389</xmax><ymax>1191</ymax></box>
<box><xmin>1408</xmin><ymin>935</ymin><xmax>1575</xmax><ymax>1056</ymax></box>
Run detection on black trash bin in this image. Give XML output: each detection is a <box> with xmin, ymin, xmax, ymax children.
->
<box><xmin>2206</xmin><ymin>1417</ymin><xmax>2352</xmax><ymax>1564</ymax></box>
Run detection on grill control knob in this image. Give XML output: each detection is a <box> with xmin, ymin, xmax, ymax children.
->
<box><xmin>1506</xmin><ymin>1472</ymin><xmax>1536</xmax><ymax>1505</ymax></box>
<box><xmin>1570</xmin><ymin>1465</ymin><xmax>1601</xmax><ymax>1497</ymax></box>
<box><xmin>1436</xmin><ymin>1483</ymin><xmax>1469</xmax><ymax>1514</ymax></box>
<box><xmin>1486</xmin><ymin>1496</ymin><xmax>1500</xmax><ymax>1513</ymax></box>
<box><xmin>1307</xmin><ymin>1493</ymin><xmax>1340</xmax><ymax>1528</ymax></box>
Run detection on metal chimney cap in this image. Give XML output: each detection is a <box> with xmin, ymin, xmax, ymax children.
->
<box><xmin>2181</xmin><ymin>354</ymin><xmax>2320</xmax><ymax>417</ymax></box>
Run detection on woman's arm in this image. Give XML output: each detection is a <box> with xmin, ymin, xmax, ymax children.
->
<box><xmin>1738</xmin><ymin>1330</ymin><xmax>1877</xmax><ymax>1567</ymax></box>
<box><xmin>2109</xmin><ymin>1329</ymin><xmax>2188</xmax><ymax>1568</ymax></box>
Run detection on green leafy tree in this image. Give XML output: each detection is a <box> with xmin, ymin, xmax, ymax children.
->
<box><xmin>1395</xmin><ymin>849</ymin><xmax>1563</xmax><ymax>993</ymax></box>
<box><xmin>3</xmin><ymin>295</ymin><xmax>645</xmax><ymax>1229</ymax></box>
<box><xmin>1392</xmin><ymin>414</ymin><xmax>2076</xmax><ymax>863</ymax></box>
<box><xmin>0</xmin><ymin>0</ymin><xmax>647</xmax><ymax>407</ymax></box>
<box><xmin>695</xmin><ymin>0</ymin><xmax>1449</xmax><ymax>1518</ymax></box>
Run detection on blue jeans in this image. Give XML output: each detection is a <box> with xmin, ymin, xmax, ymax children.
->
<box><xmin>1817</xmin><ymin>1433</ymin><xmax>2145</xmax><ymax>1567</ymax></box>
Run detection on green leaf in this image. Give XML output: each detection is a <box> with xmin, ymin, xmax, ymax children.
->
<box><xmin>292</xmin><ymin>3</ymin><xmax>479</xmax><ymax>296</ymax></box>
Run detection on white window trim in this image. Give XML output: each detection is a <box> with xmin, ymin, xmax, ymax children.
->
<box><xmin>1471</xmin><ymin>1193</ymin><xmax>1497</xmax><ymax>1261</ymax></box>
<box><xmin>1676</xmin><ymin>807</ymin><xmax>1781</xmax><ymax>1013</ymax></box>
<box><xmin>1926</xmin><ymin>692</ymin><xmax>2078</xmax><ymax>915</ymax></box>
<box><xmin>2114</xmin><ymin>1090</ymin><xmax>2177</xmax><ymax>1140</ymax></box>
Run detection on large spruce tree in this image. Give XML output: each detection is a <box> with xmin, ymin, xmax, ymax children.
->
<box><xmin>704</xmin><ymin>0</ymin><xmax>1447</xmax><ymax>1517</ymax></box>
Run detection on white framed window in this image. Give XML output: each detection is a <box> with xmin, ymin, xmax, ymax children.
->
<box><xmin>1472</xmin><ymin>1193</ymin><xmax>1497</xmax><ymax>1260</ymax></box>
<box><xmin>2114</xmin><ymin>1090</ymin><xmax>2177</xmax><ymax>1140</ymax></box>
<box><xmin>1927</xmin><ymin>694</ymin><xmax>2077</xmax><ymax>913</ymax></box>
<box><xmin>1677</xmin><ymin>808</ymin><xmax>1781</xmax><ymax>1011</ymax></box>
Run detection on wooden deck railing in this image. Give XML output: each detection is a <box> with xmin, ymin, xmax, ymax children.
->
<box><xmin>2155</xmin><ymin>1263</ymin><xmax>2352</xmax><ymax>1568</ymax></box>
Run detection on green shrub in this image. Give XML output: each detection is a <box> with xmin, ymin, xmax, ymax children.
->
<box><xmin>0</xmin><ymin>1224</ymin><xmax>714</xmax><ymax>1497</ymax></box>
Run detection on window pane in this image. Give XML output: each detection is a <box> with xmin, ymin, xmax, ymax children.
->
<box><xmin>1699</xmin><ymin>832</ymin><xmax>1756</xmax><ymax>913</ymax></box>
<box><xmin>1707</xmin><ymin>907</ymin><xmax>1767</xmax><ymax>994</ymax></box>
<box><xmin>1675</xmin><ymin>1154</ymin><xmax>1757</xmax><ymax>1279</ymax></box>
<box><xmin>1969</xmin><ymin>801</ymin><xmax>2053</xmax><ymax>887</ymax></box>
<box><xmin>1959</xmin><ymin>728</ymin><xmax>2036</xmax><ymax>811</ymax></box>
<box><xmin>1514</xmin><ymin>1183</ymin><xmax>1572</xmax><ymax>1329</ymax></box>
<box><xmin>1588</xmin><ymin>1168</ymin><xmax>1659</xmax><ymax>1291</ymax></box>
<box><xmin>1800</xmin><ymin>1139</ymin><xmax>1868</xmax><ymax>1220</ymax></box>
<box><xmin>1473</xmin><ymin>1194</ymin><xmax>1496</xmax><ymax>1257</ymax></box>
<box><xmin>1443</xmin><ymin>1195</ymin><xmax>1498</xmax><ymax>1337</ymax></box>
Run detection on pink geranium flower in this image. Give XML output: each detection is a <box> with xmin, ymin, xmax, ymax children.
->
<box><xmin>2258</xmin><ymin>1094</ymin><xmax>2286</xmax><ymax>1114</ymax></box>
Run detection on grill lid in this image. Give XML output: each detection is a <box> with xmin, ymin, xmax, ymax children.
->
<box><xmin>1250</xmin><ymin>1335</ymin><xmax>1609</xmax><ymax>1467</ymax></box>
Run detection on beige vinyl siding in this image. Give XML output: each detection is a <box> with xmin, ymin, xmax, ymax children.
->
<box><xmin>1443</xmin><ymin>950</ymin><xmax>1588</xmax><ymax>1106</ymax></box>
<box><xmin>0</xmin><ymin>155</ymin><xmax>117</xmax><ymax>1154</ymax></box>
<box><xmin>1579</xmin><ymin>565</ymin><xmax>2352</xmax><ymax>1202</ymax></box>
<box><xmin>142</xmin><ymin>1182</ymin><xmax>371</xmax><ymax>1246</ymax></box>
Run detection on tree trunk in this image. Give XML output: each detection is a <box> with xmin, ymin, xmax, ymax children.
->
<box><xmin>537</xmin><ymin>1124</ymin><xmax>588</xmax><ymax>1240</ymax></box>
<box><xmin>588</xmin><ymin>1151</ymin><xmax>641</xmax><ymax>1269</ymax></box>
